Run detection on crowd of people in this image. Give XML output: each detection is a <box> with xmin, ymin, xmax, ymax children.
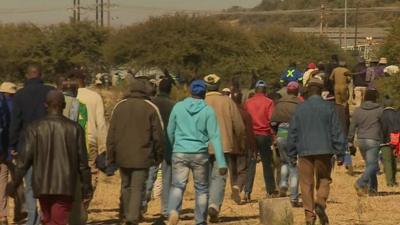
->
<box><xmin>0</xmin><ymin>55</ymin><xmax>398</xmax><ymax>225</ymax></box>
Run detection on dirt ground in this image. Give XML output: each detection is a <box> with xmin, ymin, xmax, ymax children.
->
<box><xmin>87</xmin><ymin>155</ymin><xmax>400</xmax><ymax>225</ymax></box>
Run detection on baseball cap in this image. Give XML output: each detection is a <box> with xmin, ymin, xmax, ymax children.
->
<box><xmin>190</xmin><ymin>80</ymin><xmax>206</xmax><ymax>96</ymax></box>
<box><xmin>255</xmin><ymin>80</ymin><xmax>267</xmax><ymax>88</ymax></box>
<box><xmin>0</xmin><ymin>82</ymin><xmax>17</xmax><ymax>94</ymax></box>
<box><xmin>307</xmin><ymin>63</ymin><xmax>317</xmax><ymax>70</ymax></box>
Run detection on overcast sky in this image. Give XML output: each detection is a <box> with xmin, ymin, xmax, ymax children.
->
<box><xmin>0</xmin><ymin>0</ymin><xmax>261</xmax><ymax>26</ymax></box>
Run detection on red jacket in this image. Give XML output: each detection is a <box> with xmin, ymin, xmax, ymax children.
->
<box><xmin>244</xmin><ymin>93</ymin><xmax>275</xmax><ymax>136</ymax></box>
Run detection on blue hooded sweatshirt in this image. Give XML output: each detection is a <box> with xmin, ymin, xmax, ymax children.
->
<box><xmin>167</xmin><ymin>97</ymin><xmax>227</xmax><ymax>168</ymax></box>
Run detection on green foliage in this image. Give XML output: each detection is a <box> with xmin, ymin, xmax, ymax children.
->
<box><xmin>380</xmin><ymin>20</ymin><xmax>400</xmax><ymax>64</ymax></box>
<box><xmin>103</xmin><ymin>14</ymin><xmax>257</xmax><ymax>80</ymax></box>
<box><xmin>375</xmin><ymin>75</ymin><xmax>400</xmax><ymax>108</ymax></box>
<box><xmin>104</xmin><ymin>15</ymin><xmax>347</xmax><ymax>86</ymax></box>
<box><xmin>0</xmin><ymin>21</ymin><xmax>108</xmax><ymax>82</ymax></box>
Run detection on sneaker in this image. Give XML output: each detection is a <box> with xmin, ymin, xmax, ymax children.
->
<box><xmin>168</xmin><ymin>210</ymin><xmax>179</xmax><ymax>225</ymax></box>
<box><xmin>290</xmin><ymin>201</ymin><xmax>302</xmax><ymax>208</ymax></box>
<box><xmin>208</xmin><ymin>206</ymin><xmax>219</xmax><ymax>223</ymax></box>
<box><xmin>231</xmin><ymin>185</ymin><xmax>242</xmax><ymax>205</ymax></box>
<box><xmin>279</xmin><ymin>186</ymin><xmax>288</xmax><ymax>197</ymax></box>
<box><xmin>315</xmin><ymin>203</ymin><xmax>329</xmax><ymax>225</ymax></box>
<box><xmin>354</xmin><ymin>183</ymin><xmax>367</xmax><ymax>197</ymax></box>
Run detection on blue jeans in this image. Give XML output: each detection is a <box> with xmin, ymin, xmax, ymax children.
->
<box><xmin>208</xmin><ymin>154</ymin><xmax>227</xmax><ymax>211</ymax></box>
<box><xmin>277</xmin><ymin>137</ymin><xmax>299</xmax><ymax>202</ymax></box>
<box><xmin>25</xmin><ymin>167</ymin><xmax>40</xmax><ymax>225</ymax></box>
<box><xmin>142</xmin><ymin>165</ymin><xmax>159</xmax><ymax>210</ymax></box>
<box><xmin>168</xmin><ymin>153</ymin><xmax>209</xmax><ymax>225</ymax></box>
<box><xmin>357</xmin><ymin>139</ymin><xmax>380</xmax><ymax>192</ymax></box>
<box><xmin>256</xmin><ymin>135</ymin><xmax>276</xmax><ymax>194</ymax></box>
<box><xmin>161</xmin><ymin>160</ymin><xmax>172</xmax><ymax>217</ymax></box>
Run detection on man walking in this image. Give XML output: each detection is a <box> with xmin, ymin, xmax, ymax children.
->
<box><xmin>380</xmin><ymin>96</ymin><xmax>400</xmax><ymax>187</ymax></box>
<box><xmin>280</xmin><ymin>62</ymin><xmax>303</xmax><ymax>85</ymax></box>
<box><xmin>7</xmin><ymin>90</ymin><xmax>93</xmax><ymax>225</ymax></box>
<box><xmin>288</xmin><ymin>78</ymin><xmax>346</xmax><ymax>225</ymax></box>
<box><xmin>107</xmin><ymin>78</ymin><xmax>164</xmax><ymax>225</ymax></box>
<box><xmin>0</xmin><ymin>82</ymin><xmax>27</xmax><ymax>225</ymax></box>
<box><xmin>149</xmin><ymin>78</ymin><xmax>176</xmax><ymax>218</ymax></box>
<box><xmin>271</xmin><ymin>81</ymin><xmax>302</xmax><ymax>207</ymax></box>
<box><xmin>244</xmin><ymin>80</ymin><xmax>277</xmax><ymax>198</ymax></box>
<box><xmin>9</xmin><ymin>65</ymin><xmax>54</xmax><ymax>225</ymax></box>
<box><xmin>349</xmin><ymin>90</ymin><xmax>383</xmax><ymax>196</ymax></box>
<box><xmin>350</xmin><ymin>58</ymin><xmax>368</xmax><ymax>107</ymax></box>
<box><xmin>329</xmin><ymin>62</ymin><xmax>350</xmax><ymax>106</ymax></box>
<box><xmin>167</xmin><ymin>80</ymin><xmax>227</xmax><ymax>225</ymax></box>
<box><xmin>203</xmin><ymin>74</ymin><xmax>245</xmax><ymax>221</ymax></box>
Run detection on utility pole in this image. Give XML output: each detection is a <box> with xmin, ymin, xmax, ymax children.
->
<box><xmin>107</xmin><ymin>0</ymin><xmax>111</xmax><ymax>27</ymax></box>
<box><xmin>320</xmin><ymin>2</ymin><xmax>324</xmax><ymax>36</ymax></box>
<box><xmin>344</xmin><ymin>0</ymin><xmax>348</xmax><ymax>49</ymax></box>
<box><xmin>100</xmin><ymin>0</ymin><xmax>104</xmax><ymax>27</ymax></box>
<box><xmin>96</xmin><ymin>0</ymin><xmax>99</xmax><ymax>26</ymax></box>
<box><xmin>73</xmin><ymin>0</ymin><xmax>76</xmax><ymax>22</ymax></box>
<box><xmin>77</xmin><ymin>0</ymin><xmax>80</xmax><ymax>22</ymax></box>
<box><xmin>354</xmin><ymin>2</ymin><xmax>359</xmax><ymax>48</ymax></box>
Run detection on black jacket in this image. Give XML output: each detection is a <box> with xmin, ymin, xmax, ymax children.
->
<box><xmin>13</xmin><ymin>114</ymin><xmax>92</xmax><ymax>199</ymax></box>
<box><xmin>107</xmin><ymin>79</ymin><xmax>164</xmax><ymax>168</ymax></box>
<box><xmin>380</xmin><ymin>107</ymin><xmax>400</xmax><ymax>144</ymax></box>
<box><xmin>9</xmin><ymin>78</ymin><xmax>54</xmax><ymax>149</ymax></box>
<box><xmin>0</xmin><ymin>94</ymin><xmax>10</xmax><ymax>158</ymax></box>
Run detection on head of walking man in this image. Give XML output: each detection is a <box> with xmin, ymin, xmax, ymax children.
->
<box><xmin>204</xmin><ymin>74</ymin><xmax>221</xmax><ymax>92</ymax></box>
<box><xmin>364</xmin><ymin>90</ymin><xmax>378</xmax><ymax>103</ymax></box>
<box><xmin>287</xmin><ymin>81</ymin><xmax>300</xmax><ymax>96</ymax></box>
<box><xmin>255</xmin><ymin>80</ymin><xmax>267</xmax><ymax>94</ymax></box>
<box><xmin>307</xmin><ymin>77</ymin><xmax>324</xmax><ymax>97</ymax></box>
<box><xmin>45</xmin><ymin>90</ymin><xmax>66</xmax><ymax>115</ymax></box>
<box><xmin>190</xmin><ymin>80</ymin><xmax>207</xmax><ymax>99</ymax></box>
<box><xmin>26</xmin><ymin>64</ymin><xmax>42</xmax><ymax>80</ymax></box>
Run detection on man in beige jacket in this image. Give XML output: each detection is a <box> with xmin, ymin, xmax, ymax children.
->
<box><xmin>204</xmin><ymin>74</ymin><xmax>245</xmax><ymax>222</ymax></box>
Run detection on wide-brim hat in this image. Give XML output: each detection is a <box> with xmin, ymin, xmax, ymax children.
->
<box><xmin>0</xmin><ymin>82</ymin><xmax>17</xmax><ymax>94</ymax></box>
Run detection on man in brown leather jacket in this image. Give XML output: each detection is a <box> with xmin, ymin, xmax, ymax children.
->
<box><xmin>7</xmin><ymin>90</ymin><xmax>92</xmax><ymax>225</ymax></box>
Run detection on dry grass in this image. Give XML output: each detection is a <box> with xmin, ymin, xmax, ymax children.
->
<box><xmin>88</xmin><ymin>155</ymin><xmax>400</xmax><ymax>225</ymax></box>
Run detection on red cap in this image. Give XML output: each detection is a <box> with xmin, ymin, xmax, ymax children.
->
<box><xmin>308</xmin><ymin>63</ymin><xmax>317</xmax><ymax>70</ymax></box>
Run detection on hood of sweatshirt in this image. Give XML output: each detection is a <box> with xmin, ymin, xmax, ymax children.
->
<box><xmin>361</xmin><ymin>101</ymin><xmax>381</xmax><ymax>110</ymax></box>
<box><xmin>183</xmin><ymin>97</ymin><xmax>207</xmax><ymax>115</ymax></box>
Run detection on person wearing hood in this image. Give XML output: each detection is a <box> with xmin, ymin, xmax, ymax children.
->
<box><xmin>203</xmin><ymin>74</ymin><xmax>245</xmax><ymax>221</ymax></box>
<box><xmin>287</xmin><ymin>78</ymin><xmax>346</xmax><ymax>225</ymax></box>
<box><xmin>271</xmin><ymin>81</ymin><xmax>302</xmax><ymax>207</ymax></box>
<box><xmin>167</xmin><ymin>80</ymin><xmax>227</xmax><ymax>225</ymax></box>
<box><xmin>379</xmin><ymin>96</ymin><xmax>399</xmax><ymax>187</ymax></box>
<box><xmin>349</xmin><ymin>90</ymin><xmax>383</xmax><ymax>196</ymax></box>
<box><xmin>107</xmin><ymin>78</ymin><xmax>164</xmax><ymax>225</ymax></box>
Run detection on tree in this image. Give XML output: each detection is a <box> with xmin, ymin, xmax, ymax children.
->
<box><xmin>103</xmin><ymin>14</ymin><xmax>257</xmax><ymax>80</ymax></box>
<box><xmin>380</xmin><ymin>20</ymin><xmax>400</xmax><ymax>64</ymax></box>
<box><xmin>46</xmin><ymin>21</ymin><xmax>109</xmax><ymax>78</ymax></box>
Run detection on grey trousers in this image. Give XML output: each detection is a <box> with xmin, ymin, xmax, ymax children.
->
<box><xmin>120</xmin><ymin>168</ymin><xmax>148</xmax><ymax>224</ymax></box>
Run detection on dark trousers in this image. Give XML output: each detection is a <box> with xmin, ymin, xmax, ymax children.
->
<box><xmin>227</xmin><ymin>154</ymin><xmax>248</xmax><ymax>192</ymax></box>
<box><xmin>257</xmin><ymin>135</ymin><xmax>276</xmax><ymax>194</ymax></box>
<box><xmin>6</xmin><ymin>161</ymin><xmax>27</xmax><ymax>219</ymax></box>
<box><xmin>39</xmin><ymin>195</ymin><xmax>73</xmax><ymax>225</ymax></box>
<box><xmin>120</xmin><ymin>168</ymin><xmax>148</xmax><ymax>224</ymax></box>
<box><xmin>381</xmin><ymin>146</ymin><xmax>397</xmax><ymax>186</ymax></box>
<box><xmin>298</xmin><ymin>155</ymin><xmax>333</xmax><ymax>223</ymax></box>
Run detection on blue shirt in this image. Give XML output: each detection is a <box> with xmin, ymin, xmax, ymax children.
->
<box><xmin>280</xmin><ymin>67</ymin><xmax>303</xmax><ymax>84</ymax></box>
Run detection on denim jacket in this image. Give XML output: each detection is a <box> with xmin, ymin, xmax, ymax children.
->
<box><xmin>287</xmin><ymin>95</ymin><xmax>346</xmax><ymax>160</ymax></box>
